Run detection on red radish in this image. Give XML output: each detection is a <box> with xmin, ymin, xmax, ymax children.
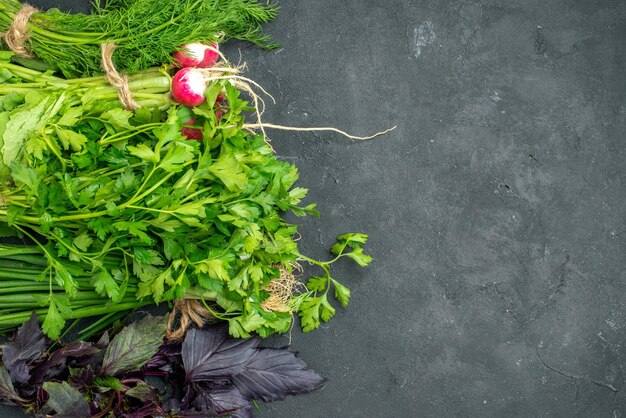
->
<box><xmin>171</xmin><ymin>67</ymin><xmax>207</xmax><ymax>107</ymax></box>
<box><xmin>181</xmin><ymin>96</ymin><xmax>226</xmax><ymax>140</ymax></box>
<box><xmin>214</xmin><ymin>94</ymin><xmax>226</xmax><ymax>122</ymax></box>
<box><xmin>182</xmin><ymin>119</ymin><xmax>203</xmax><ymax>140</ymax></box>
<box><xmin>173</xmin><ymin>42</ymin><xmax>220</xmax><ymax>68</ymax></box>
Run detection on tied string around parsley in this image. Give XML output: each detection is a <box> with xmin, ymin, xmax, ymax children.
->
<box><xmin>166</xmin><ymin>264</ymin><xmax>302</xmax><ymax>340</ymax></box>
<box><xmin>101</xmin><ymin>42</ymin><xmax>140</xmax><ymax>111</ymax></box>
<box><xmin>2</xmin><ymin>3</ymin><xmax>38</xmax><ymax>58</ymax></box>
<box><xmin>166</xmin><ymin>299</ymin><xmax>213</xmax><ymax>341</ymax></box>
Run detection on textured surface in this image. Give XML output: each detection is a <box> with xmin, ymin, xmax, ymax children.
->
<box><xmin>4</xmin><ymin>0</ymin><xmax>626</xmax><ymax>417</ymax></box>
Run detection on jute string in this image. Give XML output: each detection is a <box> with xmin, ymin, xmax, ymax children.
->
<box><xmin>2</xmin><ymin>4</ymin><xmax>38</xmax><ymax>58</ymax></box>
<box><xmin>166</xmin><ymin>264</ymin><xmax>302</xmax><ymax>340</ymax></box>
<box><xmin>166</xmin><ymin>299</ymin><xmax>213</xmax><ymax>341</ymax></box>
<box><xmin>100</xmin><ymin>43</ymin><xmax>139</xmax><ymax>111</ymax></box>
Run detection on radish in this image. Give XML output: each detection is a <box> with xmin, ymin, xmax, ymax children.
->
<box><xmin>173</xmin><ymin>42</ymin><xmax>220</xmax><ymax>68</ymax></box>
<box><xmin>182</xmin><ymin>119</ymin><xmax>203</xmax><ymax>140</ymax></box>
<box><xmin>181</xmin><ymin>96</ymin><xmax>226</xmax><ymax>140</ymax></box>
<box><xmin>171</xmin><ymin>67</ymin><xmax>207</xmax><ymax>107</ymax></box>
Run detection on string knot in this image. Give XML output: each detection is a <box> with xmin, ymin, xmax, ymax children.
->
<box><xmin>166</xmin><ymin>299</ymin><xmax>213</xmax><ymax>341</ymax></box>
<box><xmin>3</xmin><ymin>4</ymin><xmax>38</xmax><ymax>58</ymax></box>
<box><xmin>100</xmin><ymin>43</ymin><xmax>139</xmax><ymax>111</ymax></box>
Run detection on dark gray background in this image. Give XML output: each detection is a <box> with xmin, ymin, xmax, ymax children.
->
<box><xmin>6</xmin><ymin>0</ymin><xmax>626</xmax><ymax>417</ymax></box>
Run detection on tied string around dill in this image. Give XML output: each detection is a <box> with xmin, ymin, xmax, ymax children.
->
<box><xmin>101</xmin><ymin>43</ymin><xmax>139</xmax><ymax>111</ymax></box>
<box><xmin>2</xmin><ymin>4</ymin><xmax>38</xmax><ymax>58</ymax></box>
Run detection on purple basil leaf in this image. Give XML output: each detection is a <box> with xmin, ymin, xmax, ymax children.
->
<box><xmin>162</xmin><ymin>397</ymin><xmax>180</xmax><ymax>414</ymax></box>
<box><xmin>188</xmin><ymin>383</ymin><xmax>249</xmax><ymax>415</ymax></box>
<box><xmin>30</xmin><ymin>341</ymin><xmax>99</xmax><ymax>385</ymax></box>
<box><xmin>2</xmin><ymin>312</ymin><xmax>46</xmax><ymax>384</ymax></box>
<box><xmin>182</xmin><ymin>326</ymin><xmax>259</xmax><ymax>383</ymax></box>
<box><xmin>233</xmin><ymin>348</ymin><xmax>326</xmax><ymax>401</ymax></box>
<box><xmin>144</xmin><ymin>339</ymin><xmax>181</xmax><ymax>372</ymax></box>
<box><xmin>68</xmin><ymin>367</ymin><xmax>94</xmax><ymax>391</ymax></box>
<box><xmin>76</xmin><ymin>331</ymin><xmax>109</xmax><ymax>373</ymax></box>
<box><xmin>100</xmin><ymin>315</ymin><xmax>167</xmax><ymax>376</ymax></box>
<box><xmin>0</xmin><ymin>365</ymin><xmax>24</xmax><ymax>405</ymax></box>
<box><xmin>43</xmin><ymin>381</ymin><xmax>90</xmax><ymax>417</ymax></box>
<box><xmin>96</xmin><ymin>331</ymin><xmax>110</xmax><ymax>349</ymax></box>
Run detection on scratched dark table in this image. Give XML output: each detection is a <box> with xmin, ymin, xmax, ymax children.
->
<box><xmin>3</xmin><ymin>0</ymin><xmax>626</xmax><ymax>417</ymax></box>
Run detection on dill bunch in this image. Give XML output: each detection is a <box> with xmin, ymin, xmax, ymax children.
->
<box><xmin>0</xmin><ymin>0</ymin><xmax>279</xmax><ymax>78</ymax></box>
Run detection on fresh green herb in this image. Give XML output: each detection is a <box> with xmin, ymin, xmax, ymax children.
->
<box><xmin>0</xmin><ymin>0</ymin><xmax>279</xmax><ymax>77</ymax></box>
<box><xmin>0</xmin><ymin>59</ymin><xmax>371</xmax><ymax>339</ymax></box>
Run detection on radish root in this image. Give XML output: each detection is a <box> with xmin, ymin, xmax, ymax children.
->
<box><xmin>243</xmin><ymin>123</ymin><xmax>397</xmax><ymax>141</ymax></box>
<box><xmin>261</xmin><ymin>263</ymin><xmax>305</xmax><ymax>313</ymax></box>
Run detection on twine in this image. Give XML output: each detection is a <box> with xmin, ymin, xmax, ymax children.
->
<box><xmin>166</xmin><ymin>299</ymin><xmax>213</xmax><ymax>341</ymax></box>
<box><xmin>100</xmin><ymin>43</ymin><xmax>139</xmax><ymax>111</ymax></box>
<box><xmin>166</xmin><ymin>264</ymin><xmax>302</xmax><ymax>340</ymax></box>
<box><xmin>2</xmin><ymin>4</ymin><xmax>38</xmax><ymax>58</ymax></box>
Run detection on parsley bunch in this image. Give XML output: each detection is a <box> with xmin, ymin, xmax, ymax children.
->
<box><xmin>0</xmin><ymin>58</ymin><xmax>372</xmax><ymax>340</ymax></box>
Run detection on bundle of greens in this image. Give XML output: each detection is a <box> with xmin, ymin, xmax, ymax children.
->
<box><xmin>0</xmin><ymin>55</ymin><xmax>372</xmax><ymax>340</ymax></box>
<box><xmin>0</xmin><ymin>0</ymin><xmax>279</xmax><ymax>77</ymax></box>
<box><xmin>0</xmin><ymin>314</ymin><xmax>325</xmax><ymax>417</ymax></box>
<box><xmin>0</xmin><ymin>242</ymin><xmax>152</xmax><ymax>338</ymax></box>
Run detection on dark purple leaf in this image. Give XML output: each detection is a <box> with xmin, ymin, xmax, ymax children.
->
<box><xmin>96</xmin><ymin>331</ymin><xmax>110</xmax><ymax>349</ymax></box>
<box><xmin>162</xmin><ymin>397</ymin><xmax>180</xmax><ymax>414</ymax></box>
<box><xmin>233</xmin><ymin>349</ymin><xmax>326</xmax><ymax>401</ymax></box>
<box><xmin>100</xmin><ymin>315</ymin><xmax>167</xmax><ymax>376</ymax></box>
<box><xmin>30</xmin><ymin>341</ymin><xmax>99</xmax><ymax>385</ymax></box>
<box><xmin>182</xmin><ymin>326</ymin><xmax>259</xmax><ymax>383</ymax></box>
<box><xmin>188</xmin><ymin>383</ymin><xmax>249</xmax><ymax>415</ymax></box>
<box><xmin>2</xmin><ymin>312</ymin><xmax>46</xmax><ymax>384</ymax></box>
<box><xmin>43</xmin><ymin>381</ymin><xmax>90</xmax><ymax>417</ymax></box>
<box><xmin>0</xmin><ymin>365</ymin><xmax>25</xmax><ymax>405</ymax></box>
<box><xmin>68</xmin><ymin>367</ymin><xmax>94</xmax><ymax>391</ymax></box>
<box><xmin>77</xmin><ymin>332</ymin><xmax>109</xmax><ymax>372</ymax></box>
<box><xmin>144</xmin><ymin>340</ymin><xmax>181</xmax><ymax>373</ymax></box>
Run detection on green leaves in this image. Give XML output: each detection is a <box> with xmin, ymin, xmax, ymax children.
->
<box><xmin>2</xmin><ymin>95</ymin><xmax>51</xmax><ymax>166</ymax></box>
<box><xmin>195</xmin><ymin>259</ymin><xmax>230</xmax><ymax>281</ymax></box>
<box><xmin>0</xmin><ymin>63</ymin><xmax>372</xmax><ymax>339</ymax></box>
<box><xmin>42</xmin><ymin>381</ymin><xmax>90</xmax><ymax>417</ymax></box>
<box><xmin>9</xmin><ymin>163</ymin><xmax>38</xmax><ymax>194</ymax></box>
<box><xmin>92</xmin><ymin>268</ymin><xmax>121</xmax><ymax>302</ymax></box>
<box><xmin>298</xmin><ymin>296</ymin><xmax>335</xmax><ymax>333</ymax></box>
<box><xmin>55</xmin><ymin>127</ymin><xmax>87</xmax><ymax>151</ymax></box>
<box><xmin>100</xmin><ymin>315</ymin><xmax>166</xmax><ymax>376</ymax></box>
<box><xmin>43</xmin><ymin>294</ymin><xmax>72</xmax><ymax>340</ymax></box>
<box><xmin>333</xmin><ymin>281</ymin><xmax>351</xmax><ymax>308</ymax></box>
<box><xmin>342</xmin><ymin>247</ymin><xmax>373</xmax><ymax>267</ymax></box>
<box><xmin>72</xmin><ymin>233</ymin><xmax>93</xmax><ymax>252</ymax></box>
<box><xmin>209</xmin><ymin>153</ymin><xmax>248</xmax><ymax>191</ymax></box>
<box><xmin>102</xmin><ymin>108</ymin><xmax>133</xmax><ymax>130</ymax></box>
<box><xmin>57</xmin><ymin>107</ymin><xmax>83</xmax><ymax>127</ymax></box>
<box><xmin>127</xmin><ymin>143</ymin><xmax>157</xmax><ymax>163</ymax></box>
<box><xmin>296</xmin><ymin>233</ymin><xmax>371</xmax><ymax>332</ymax></box>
